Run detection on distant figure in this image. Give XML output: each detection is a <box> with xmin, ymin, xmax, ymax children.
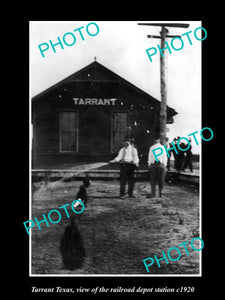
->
<box><xmin>76</xmin><ymin>174</ymin><xmax>90</xmax><ymax>206</ymax></box>
<box><xmin>109</xmin><ymin>137</ymin><xmax>139</xmax><ymax>198</ymax></box>
<box><xmin>148</xmin><ymin>138</ymin><xmax>167</xmax><ymax>198</ymax></box>
<box><xmin>59</xmin><ymin>217</ymin><xmax>85</xmax><ymax>270</ymax></box>
<box><xmin>165</xmin><ymin>137</ymin><xmax>171</xmax><ymax>171</ymax></box>
<box><xmin>171</xmin><ymin>137</ymin><xmax>179</xmax><ymax>170</ymax></box>
<box><xmin>182</xmin><ymin>138</ymin><xmax>193</xmax><ymax>172</ymax></box>
<box><xmin>176</xmin><ymin>137</ymin><xmax>186</xmax><ymax>172</ymax></box>
<box><xmin>172</xmin><ymin>137</ymin><xmax>185</xmax><ymax>172</ymax></box>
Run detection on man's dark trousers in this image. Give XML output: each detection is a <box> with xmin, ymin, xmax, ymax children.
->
<box><xmin>182</xmin><ymin>152</ymin><xmax>193</xmax><ymax>172</ymax></box>
<box><xmin>149</xmin><ymin>162</ymin><xmax>167</xmax><ymax>197</ymax></box>
<box><xmin>119</xmin><ymin>163</ymin><xmax>136</xmax><ymax>197</ymax></box>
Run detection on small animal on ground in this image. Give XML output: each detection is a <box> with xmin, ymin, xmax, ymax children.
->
<box><xmin>75</xmin><ymin>175</ymin><xmax>90</xmax><ymax>207</ymax></box>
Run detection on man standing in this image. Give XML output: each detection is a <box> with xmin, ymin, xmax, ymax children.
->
<box><xmin>148</xmin><ymin>138</ymin><xmax>167</xmax><ymax>198</ymax></box>
<box><xmin>165</xmin><ymin>137</ymin><xmax>171</xmax><ymax>171</ymax></box>
<box><xmin>182</xmin><ymin>138</ymin><xmax>193</xmax><ymax>172</ymax></box>
<box><xmin>110</xmin><ymin>137</ymin><xmax>139</xmax><ymax>198</ymax></box>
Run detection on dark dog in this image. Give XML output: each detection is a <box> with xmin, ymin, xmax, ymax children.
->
<box><xmin>75</xmin><ymin>175</ymin><xmax>90</xmax><ymax>206</ymax></box>
<box><xmin>59</xmin><ymin>217</ymin><xmax>85</xmax><ymax>270</ymax></box>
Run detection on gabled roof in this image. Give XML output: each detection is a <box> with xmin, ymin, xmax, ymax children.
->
<box><xmin>32</xmin><ymin>61</ymin><xmax>118</xmax><ymax>101</ymax></box>
<box><xmin>32</xmin><ymin>61</ymin><xmax>177</xmax><ymax>117</ymax></box>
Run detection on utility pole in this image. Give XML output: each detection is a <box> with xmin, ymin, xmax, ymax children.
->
<box><xmin>138</xmin><ymin>22</ymin><xmax>189</xmax><ymax>145</ymax></box>
<box><xmin>159</xmin><ymin>26</ymin><xmax>168</xmax><ymax>145</ymax></box>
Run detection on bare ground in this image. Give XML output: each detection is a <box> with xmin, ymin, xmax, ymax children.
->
<box><xmin>31</xmin><ymin>179</ymin><xmax>200</xmax><ymax>275</ymax></box>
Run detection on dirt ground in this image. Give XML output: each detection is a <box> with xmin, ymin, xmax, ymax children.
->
<box><xmin>31</xmin><ymin>178</ymin><xmax>200</xmax><ymax>275</ymax></box>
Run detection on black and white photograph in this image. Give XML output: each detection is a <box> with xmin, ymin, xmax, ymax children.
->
<box><xmin>29</xmin><ymin>21</ymin><xmax>204</xmax><ymax>279</ymax></box>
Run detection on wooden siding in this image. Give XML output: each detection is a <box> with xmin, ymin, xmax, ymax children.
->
<box><xmin>32</xmin><ymin>61</ymin><xmax>177</xmax><ymax>167</ymax></box>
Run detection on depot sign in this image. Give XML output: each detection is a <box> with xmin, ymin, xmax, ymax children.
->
<box><xmin>72</xmin><ymin>97</ymin><xmax>117</xmax><ymax>105</ymax></box>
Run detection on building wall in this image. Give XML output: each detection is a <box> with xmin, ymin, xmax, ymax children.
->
<box><xmin>32</xmin><ymin>97</ymin><xmax>158</xmax><ymax>167</ymax></box>
<box><xmin>32</xmin><ymin>63</ymin><xmax>175</xmax><ymax>168</ymax></box>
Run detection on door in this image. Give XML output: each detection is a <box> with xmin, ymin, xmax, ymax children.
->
<box><xmin>111</xmin><ymin>112</ymin><xmax>127</xmax><ymax>153</ymax></box>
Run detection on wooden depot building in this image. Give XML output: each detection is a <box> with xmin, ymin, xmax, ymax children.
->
<box><xmin>32</xmin><ymin>61</ymin><xmax>177</xmax><ymax>168</ymax></box>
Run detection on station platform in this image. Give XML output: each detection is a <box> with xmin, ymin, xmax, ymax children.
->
<box><xmin>31</xmin><ymin>163</ymin><xmax>199</xmax><ymax>184</ymax></box>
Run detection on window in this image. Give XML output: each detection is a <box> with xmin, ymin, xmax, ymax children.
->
<box><xmin>60</xmin><ymin>112</ymin><xmax>78</xmax><ymax>152</ymax></box>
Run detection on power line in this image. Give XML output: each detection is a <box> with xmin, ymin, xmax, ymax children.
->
<box><xmin>138</xmin><ymin>22</ymin><xmax>189</xmax><ymax>144</ymax></box>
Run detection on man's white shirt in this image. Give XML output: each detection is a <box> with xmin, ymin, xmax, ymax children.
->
<box><xmin>148</xmin><ymin>142</ymin><xmax>167</xmax><ymax>167</ymax></box>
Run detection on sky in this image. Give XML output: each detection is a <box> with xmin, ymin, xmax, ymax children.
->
<box><xmin>30</xmin><ymin>20</ymin><xmax>202</xmax><ymax>153</ymax></box>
